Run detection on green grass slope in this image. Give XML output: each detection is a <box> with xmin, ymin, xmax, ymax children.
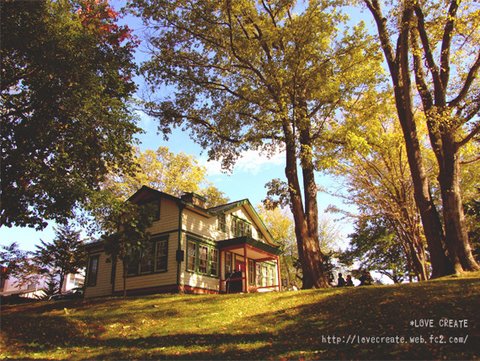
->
<box><xmin>1</xmin><ymin>272</ymin><xmax>479</xmax><ymax>360</ymax></box>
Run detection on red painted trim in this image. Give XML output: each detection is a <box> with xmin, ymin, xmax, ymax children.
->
<box><xmin>219</xmin><ymin>243</ymin><xmax>279</xmax><ymax>259</ymax></box>
<box><xmin>220</xmin><ymin>244</ymin><xmax>245</xmax><ymax>253</ymax></box>
<box><xmin>256</xmin><ymin>257</ymin><xmax>276</xmax><ymax>262</ymax></box>
<box><xmin>219</xmin><ymin>250</ymin><xmax>223</xmax><ymax>292</ymax></box>
<box><xmin>277</xmin><ymin>256</ymin><xmax>282</xmax><ymax>292</ymax></box>
<box><xmin>244</xmin><ymin>243</ymin><xmax>248</xmax><ymax>293</ymax></box>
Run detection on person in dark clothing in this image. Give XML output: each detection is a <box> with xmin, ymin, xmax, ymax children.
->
<box><xmin>337</xmin><ymin>273</ymin><xmax>346</xmax><ymax>287</ymax></box>
<box><xmin>346</xmin><ymin>274</ymin><xmax>354</xmax><ymax>286</ymax></box>
<box><xmin>359</xmin><ymin>270</ymin><xmax>373</xmax><ymax>286</ymax></box>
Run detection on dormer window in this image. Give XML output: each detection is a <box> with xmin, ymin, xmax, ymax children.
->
<box><xmin>217</xmin><ymin>213</ymin><xmax>226</xmax><ymax>232</ymax></box>
<box><xmin>140</xmin><ymin>199</ymin><xmax>160</xmax><ymax>221</ymax></box>
<box><xmin>231</xmin><ymin>216</ymin><xmax>252</xmax><ymax>237</ymax></box>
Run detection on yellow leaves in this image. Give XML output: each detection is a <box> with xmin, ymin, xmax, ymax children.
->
<box><xmin>345</xmin><ymin>131</ymin><xmax>371</xmax><ymax>155</ymax></box>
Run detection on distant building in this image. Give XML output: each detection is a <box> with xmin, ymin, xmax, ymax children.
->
<box><xmin>0</xmin><ymin>267</ymin><xmax>84</xmax><ymax>299</ymax></box>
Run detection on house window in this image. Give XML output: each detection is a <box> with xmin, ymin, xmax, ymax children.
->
<box><xmin>210</xmin><ymin>249</ymin><xmax>218</xmax><ymax>275</ymax></box>
<box><xmin>186</xmin><ymin>238</ymin><xmax>218</xmax><ymax>276</ymax></box>
<box><xmin>217</xmin><ymin>213</ymin><xmax>226</xmax><ymax>232</ymax></box>
<box><xmin>127</xmin><ymin>252</ymin><xmax>141</xmax><ymax>276</ymax></box>
<box><xmin>140</xmin><ymin>199</ymin><xmax>160</xmax><ymax>221</ymax></box>
<box><xmin>140</xmin><ymin>242</ymin><xmax>154</xmax><ymax>274</ymax></box>
<box><xmin>187</xmin><ymin>241</ymin><xmax>197</xmax><ymax>271</ymax></box>
<box><xmin>87</xmin><ymin>255</ymin><xmax>99</xmax><ymax>287</ymax></box>
<box><xmin>231</xmin><ymin>216</ymin><xmax>252</xmax><ymax>237</ymax></box>
<box><xmin>262</xmin><ymin>265</ymin><xmax>269</xmax><ymax>287</ymax></box>
<box><xmin>127</xmin><ymin>238</ymin><xmax>169</xmax><ymax>276</ymax></box>
<box><xmin>256</xmin><ymin>263</ymin><xmax>262</xmax><ymax>286</ymax></box>
<box><xmin>225</xmin><ymin>251</ymin><xmax>233</xmax><ymax>275</ymax></box>
<box><xmin>155</xmin><ymin>239</ymin><xmax>168</xmax><ymax>271</ymax></box>
<box><xmin>248</xmin><ymin>259</ymin><xmax>255</xmax><ymax>285</ymax></box>
<box><xmin>198</xmin><ymin>245</ymin><xmax>208</xmax><ymax>273</ymax></box>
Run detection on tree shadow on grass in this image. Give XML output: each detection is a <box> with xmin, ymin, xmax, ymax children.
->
<box><xmin>3</xmin><ymin>277</ymin><xmax>478</xmax><ymax>360</ymax></box>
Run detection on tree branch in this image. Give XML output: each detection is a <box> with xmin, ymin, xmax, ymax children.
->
<box><xmin>449</xmin><ymin>51</ymin><xmax>480</xmax><ymax>108</ymax></box>
<box><xmin>363</xmin><ymin>0</ymin><xmax>397</xmax><ymax>81</ymax></box>
<box><xmin>439</xmin><ymin>0</ymin><xmax>459</xmax><ymax>89</ymax></box>
<box><xmin>457</xmin><ymin>123</ymin><xmax>480</xmax><ymax>148</ymax></box>
<box><xmin>410</xmin><ymin>26</ymin><xmax>434</xmax><ymax>110</ymax></box>
<box><xmin>460</xmin><ymin>155</ymin><xmax>480</xmax><ymax>165</ymax></box>
<box><xmin>413</xmin><ymin>4</ymin><xmax>445</xmax><ymax>104</ymax></box>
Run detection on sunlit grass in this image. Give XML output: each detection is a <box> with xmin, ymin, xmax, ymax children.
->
<box><xmin>1</xmin><ymin>272</ymin><xmax>479</xmax><ymax>360</ymax></box>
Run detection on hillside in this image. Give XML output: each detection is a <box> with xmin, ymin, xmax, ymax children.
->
<box><xmin>1</xmin><ymin>272</ymin><xmax>479</xmax><ymax>360</ymax></box>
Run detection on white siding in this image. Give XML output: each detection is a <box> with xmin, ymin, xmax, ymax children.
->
<box><xmin>84</xmin><ymin>252</ymin><xmax>112</xmax><ymax>298</ymax></box>
<box><xmin>113</xmin><ymin>231</ymin><xmax>179</xmax><ymax>293</ymax></box>
<box><xmin>148</xmin><ymin>198</ymin><xmax>180</xmax><ymax>234</ymax></box>
<box><xmin>178</xmin><ymin>231</ymin><xmax>220</xmax><ymax>292</ymax></box>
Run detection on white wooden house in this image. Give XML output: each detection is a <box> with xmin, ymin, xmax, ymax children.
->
<box><xmin>84</xmin><ymin>186</ymin><xmax>282</xmax><ymax>297</ymax></box>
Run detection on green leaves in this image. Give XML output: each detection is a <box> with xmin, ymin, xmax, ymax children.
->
<box><xmin>1</xmin><ymin>0</ymin><xmax>138</xmax><ymax>229</ymax></box>
<box><xmin>34</xmin><ymin>224</ymin><xmax>86</xmax><ymax>291</ymax></box>
<box><xmin>133</xmin><ymin>0</ymin><xmax>383</xmax><ymax>167</ymax></box>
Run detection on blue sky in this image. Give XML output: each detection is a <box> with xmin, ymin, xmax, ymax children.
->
<box><xmin>0</xmin><ymin>1</ymin><xmax>367</xmax><ymax>252</ymax></box>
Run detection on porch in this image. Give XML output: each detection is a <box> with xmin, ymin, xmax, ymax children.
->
<box><xmin>217</xmin><ymin>236</ymin><xmax>282</xmax><ymax>293</ymax></box>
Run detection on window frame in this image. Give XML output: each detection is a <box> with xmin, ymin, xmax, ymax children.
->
<box><xmin>231</xmin><ymin>216</ymin><xmax>252</xmax><ymax>238</ymax></box>
<box><xmin>225</xmin><ymin>251</ymin><xmax>233</xmax><ymax>275</ymax></box>
<box><xmin>186</xmin><ymin>240</ymin><xmax>197</xmax><ymax>272</ymax></box>
<box><xmin>86</xmin><ymin>255</ymin><xmax>100</xmax><ymax>287</ymax></box>
<box><xmin>155</xmin><ymin>238</ymin><xmax>168</xmax><ymax>272</ymax></box>
<box><xmin>217</xmin><ymin>213</ymin><xmax>226</xmax><ymax>232</ymax></box>
<box><xmin>186</xmin><ymin>237</ymin><xmax>219</xmax><ymax>277</ymax></box>
<box><xmin>126</xmin><ymin>237</ymin><xmax>169</xmax><ymax>277</ymax></box>
<box><xmin>139</xmin><ymin>198</ymin><xmax>161</xmax><ymax>221</ymax></box>
<box><xmin>248</xmin><ymin>259</ymin><xmax>255</xmax><ymax>286</ymax></box>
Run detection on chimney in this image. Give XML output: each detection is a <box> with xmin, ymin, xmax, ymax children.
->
<box><xmin>181</xmin><ymin>192</ymin><xmax>207</xmax><ymax>208</ymax></box>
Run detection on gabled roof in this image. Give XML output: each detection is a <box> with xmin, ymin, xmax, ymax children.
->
<box><xmin>217</xmin><ymin>236</ymin><xmax>282</xmax><ymax>256</ymax></box>
<box><xmin>209</xmin><ymin>198</ymin><xmax>277</xmax><ymax>246</ymax></box>
<box><xmin>127</xmin><ymin>185</ymin><xmax>278</xmax><ymax>246</ymax></box>
<box><xmin>127</xmin><ymin>185</ymin><xmax>182</xmax><ymax>205</ymax></box>
<box><xmin>208</xmin><ymin>199</ymin><xmax>250</xmax><ymax>214</ymax></box>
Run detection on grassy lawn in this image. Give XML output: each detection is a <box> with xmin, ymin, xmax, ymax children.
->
<box><xmin>1</xmin><ymin>272</ymin><xmax>479</xmax><ymax>360</ymax></box>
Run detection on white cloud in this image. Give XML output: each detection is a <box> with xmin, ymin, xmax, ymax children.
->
<box><xmin>201</xmin><ymin>149</ymin><xmax>285</xmax><ymax>176</ymax></box>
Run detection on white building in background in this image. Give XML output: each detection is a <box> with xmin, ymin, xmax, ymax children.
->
<box><xmin>61</xmin><ymin>272</ymin><xmax>85</xmax><ymax>293</ymax></box>
<box><xmin>0</xmin><ymin>269</ymin><xmax>85</xmax><ymax>299</ymax></box>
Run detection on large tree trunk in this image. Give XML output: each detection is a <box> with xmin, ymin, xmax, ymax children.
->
<box><xmin>123</xmin><ymin>261</ymin><xmax>127</xmax><ymax>298</ymax></box>
<box><xmin>438</xmin><ymin>137</ymin><xmax>480</xmax><ymax>272</ymax></box>
<box><xmin>409</xmin><ymin>2</ymin><xmax>479</xmax><ymax>274</ymax></box>
<box><xmin>408</xmin><ymin>240</ymin><xmax>428</xmax><ymax>281</ymax></box>
<box><xmin>283</xmin><ymin>121</ymin><xmax>329</xmax><ymax>289</ymax></box>
<box><xmin>58</xmin><ymin>271</ymin><xmax>65</xmax><ymax>293</ymax></box>
<box><xmin>393</xmin><ymin>50</ymin><xmax>452</xmax><ymax>277</ymax></box>
<box><xmin>365</xmin><ymin>1</ymin><xmax>453</xmax><ymax>277</ymax></box>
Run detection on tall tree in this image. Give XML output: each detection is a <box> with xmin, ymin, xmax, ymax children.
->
<box><xmin>84</xmin><ymin>146</ymin><xmax>229</xmax><ymax>234</ymax></box>
<box><xmin>325</xmin><ymin>91</ymin><xmax>429</xmax><ymax>280</ymax></box>
<box><xmin>102</xmin><ymin>202</ymin><xmax>157</xmax><ymax>298</ymax></box>
<box><xmin>132</xmin><ymin>0</ymin><xmax>382</xmax><ymax>288</ymax></box>
<box><xmin>35</xmin><ymin>224</ymin><xmax>86</xmax><ymax>292</ymax></box>
<box><xmin>0</xmin><ymin>242</ymin><xmax>41</xmax><ymax>288</ymax></box>
<box><xmin>257</xmin><ymin>205</ymin><xmax>299</xmax><ymax>288</ymax></box>
<box><xmin>341</xmin><ymin>217</ymin><xmax>411</xmax><ymax>284</ymax></box>
<box><xmin>1</xmin><ymin>0</ymin><xmax>139</xmax><ymax>230</ymax></box>
<box><xmin>101</xmin><ymin>146</ymin><xmax>228</xmax><ymax>206</ymax></box>
<box><xmin>362</xmin><ymin>0</ymin><xmax>479</xmax><ymax>275</ymax></box>
<box><xmin>409</xmin><ymin>2</ymin><xmax>479</xmax><ymax>273</ymax></box>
